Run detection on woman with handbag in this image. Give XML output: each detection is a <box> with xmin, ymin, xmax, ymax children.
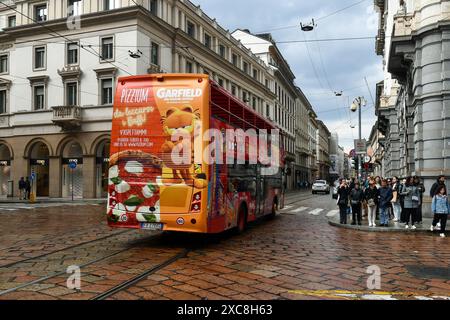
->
<box><xmin>364</xmin><ymin>179</ymin><xmax>380</xmax><ymax>227</ymax></box>
<box><xmin>337</xmin><ymin>180</ymin><xmax>351</xmax><ymax>224</ymax></box>
<box><xmin>391</xmin><ymin>177</ymin><xmax>401</xmax><ymax>222</ymax></box>
<box><xmin>400</xmin><ymin>176</ymin><xmax>420</xmax><ymax>229</ymax></box>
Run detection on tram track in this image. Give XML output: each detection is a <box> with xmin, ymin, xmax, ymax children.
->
<box><xmin>0</xmin><ymin>232</ymin><xmax>165</xmax><ymax>297</ymax></box>
<box><xmin>91</xmin><ymin>248</ymin><xmax>191</xmax><ymax>300</ymax></box>
<box><xmin>0</xmin><ymin>229</ymin><xmax>132</xmax><ymax>269</ymax></box>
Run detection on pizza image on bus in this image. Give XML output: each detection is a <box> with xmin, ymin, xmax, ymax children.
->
<box><xmin>107</xmin><ymin>74</ymin><xmax>285</xmax><ymax>234</ymax></box>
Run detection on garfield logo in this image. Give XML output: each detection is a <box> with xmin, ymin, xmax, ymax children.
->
<box><xmin>160</xmin><ymin>106</ymin><xmax>207</xmax><ymax>189</ymax></box>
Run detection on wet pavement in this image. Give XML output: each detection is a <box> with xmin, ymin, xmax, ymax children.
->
<box><xmin>0</xmin><ymin>193</ymin><xmax>449</xmax><ymax>300</ymax></box>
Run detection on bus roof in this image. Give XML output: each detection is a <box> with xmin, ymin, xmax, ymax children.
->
<box><xmin>116</xmin><ymin>73</ymin><xmax>279</xmax><ymax>132</ymax></box>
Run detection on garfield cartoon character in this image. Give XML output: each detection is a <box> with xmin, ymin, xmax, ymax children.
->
<box><xmin>160</xmin><ymin>105</ymin><xmax>208</xmax><ymax>189</ymax></box>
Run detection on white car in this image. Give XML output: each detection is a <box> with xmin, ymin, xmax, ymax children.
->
<box><xmin>312</xmin><ymin>180</ymin><xmax>330</xmax><ymax>194</ymax></box>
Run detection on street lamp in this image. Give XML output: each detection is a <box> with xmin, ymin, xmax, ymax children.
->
<box><xmin>350</xmin><ymin>97</ymin><xmax>367</xmax><ymax>180</ymax></box>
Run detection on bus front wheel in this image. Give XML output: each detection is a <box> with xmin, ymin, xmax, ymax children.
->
<box><xmin>268</xmin><ymin>199</ymin><xmax>277</xmax><ymax>220</ymax></box>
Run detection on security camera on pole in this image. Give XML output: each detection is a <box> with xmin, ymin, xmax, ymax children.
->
<box><xmin>350</xmin><ymin>97</ymin><xmax>367</xmax><ymax>181</ymax></box>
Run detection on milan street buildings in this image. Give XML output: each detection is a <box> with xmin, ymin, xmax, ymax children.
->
<box><xmin>0</xmin><ymin>0</ymin><xmax>333</xmax><ymax>199</ymax></box>
<box><xmin>372</xmin><ymin>0</ymin><xmax>450</xmax><ymax>215</ymax></box>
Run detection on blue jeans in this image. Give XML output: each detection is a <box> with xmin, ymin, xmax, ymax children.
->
<box><xmin>380</xmin><ymin>206</ymin><xmax>390</xmax><ymax>225</ymax></box>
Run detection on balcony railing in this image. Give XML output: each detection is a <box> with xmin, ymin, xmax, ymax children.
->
<box><xmin>52</xmin><ymin>105</ymin><xmax>82</xmax><ymax>131</ymax></box>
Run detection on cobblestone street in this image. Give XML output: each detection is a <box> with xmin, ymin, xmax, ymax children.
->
<box><xmin>0</xmin><ymin>193</ymin><xmax>449</xmax><ymax>300</ymax></box>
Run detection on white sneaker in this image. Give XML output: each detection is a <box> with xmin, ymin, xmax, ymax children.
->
<box><xmin>440</xmin><ymin>233</ymin><xmax>446</xmax><ymax>238</ymax></box>
<box><xmin>437</xmin><ymin>223</ymin><xmax>441</xmax><ymax>228</ymax></box>
<box><xmin>411</xmin><ymin>225</ymin><xmax>417</xmax><ymax>230</ymax></box>
<box><xmin>405</xmin><ymin>225</ymin><xmax>409</xmax><ymax>229</ymax></box>
<box><xmin>430</xmin><ymin>226</ymin><xmax>435</xmax><ymax>232</ymax></box>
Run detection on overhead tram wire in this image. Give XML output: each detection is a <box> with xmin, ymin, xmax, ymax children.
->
<box><xmin>0</xmin><ymin>0</ymin><xmax>132</xmax><ymax>76</ymax></box>
<box><xmin>254</xmin><ymin>0</ymin><xmax>370</xmax><ymax>34</ymax></box>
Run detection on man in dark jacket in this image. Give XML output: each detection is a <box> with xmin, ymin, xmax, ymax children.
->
<box><xmin>350</xmin><ymin>182</ymin><xmax>364</xmax><ymax>225</ymax></box>
<box><xmin>18</xmin><ymin>177</ymin><xmax>26</xmax><ymax>200</ymax></box>
<box><xmin>25</xmin><ymin>177</ymin><xmax>31</xmax><ymax>200</ymax></box>
<box><xmin>337</xmin><ymin>180</ymin><xmax>351</xmax><ymax>224</ymax></box>
<box><xmin>379</xmin><ymin>179</ymin><xmax>393</xmax><ymax>227</ymax></box>
<box><xmin>430</xmin><ymin>175</ymin><xmax>446</xmax><ymax>198</ymax></box>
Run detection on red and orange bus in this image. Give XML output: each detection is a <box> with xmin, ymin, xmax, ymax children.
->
<box><xmin>107</xmin><ymin>74</ymin><xmax>285</xmax><ymax>234</ymax></box>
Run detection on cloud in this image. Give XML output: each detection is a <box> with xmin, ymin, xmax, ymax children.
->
<box><xmin>192</xmin><ymin>0</ymin><xmax>381</xmax><ymax>151</ymax></box>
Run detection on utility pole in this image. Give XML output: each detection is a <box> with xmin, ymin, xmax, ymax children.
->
<box><xmin>351</xmin><ymin>97</ymin><xmax>366</xmax><ymax>181</ymax></box>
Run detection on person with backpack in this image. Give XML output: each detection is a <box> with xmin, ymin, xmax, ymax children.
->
<box><xmin>350</xmin><ymin>182</ymin><xmax>364</xmax><ymax>225</ymax></box>
<box><xmin>414</xmin><ymin>176</ymin><xmax>425</xmax><ymax>224</ymax></box>
<box><xmin>430</xmin><ymin>185</ymin><xmax>449</xmax><ymax>238</ymax></box>
<box><xmin>18</xmin><ymin>177</ymin><xmax>26</xmax><ymax>200</ymax></box>
<box><xmin>337</xmin><ymin>180</ymin><xmax>351</xmax><ymax>224</ymax></box>
<box><xmin>378</xmin><ymin>179</ymin><xmax>393</xmax><ymax>227</ymax></box>
<box><xmin>364</xmin><ymin>179</ymin><xmax>379</xmax><ymax>227</ymax></box>
<box><xmin>430</xmin><ymin>175</ymin><xmax>446</xmax><ymax>198</ymax></box>
<box><xmin>400</xmin><ymin>176</ymin><xmax>420</xmax><ymax>229</ymax></box>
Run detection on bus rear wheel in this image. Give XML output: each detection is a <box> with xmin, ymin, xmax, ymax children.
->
<box><xmin>235</xmin><ymin>205</ymin><xmax>247</xmax><ymax>234</ymax></box>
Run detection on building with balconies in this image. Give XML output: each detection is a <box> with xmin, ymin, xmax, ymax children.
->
<box><xmin>316</xmin><ymin>120</ymin><xmax>330</xmax><ymax>182</ymax></box>
<box><xmin>232</xmin><ymin>29</ymin><xmax>298</xmax><ymax>190</ymax></box>
<box><xmin>0</xmin><ymin>0</ymin><xmax>282</xmax><ymax>199</ymax></box>
<box><xmin>374</xmin><ymin>0</ymin><xmax>450</xmax><ymax>216</ymax></box>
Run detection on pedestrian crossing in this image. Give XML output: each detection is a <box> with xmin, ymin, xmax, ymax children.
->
<box><xmin>282</xmin><ymin>206</ymin><xmax>338</xmax><ymax>217</ymax></box>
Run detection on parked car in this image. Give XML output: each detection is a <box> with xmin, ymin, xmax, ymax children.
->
<box><xmin>312</xmin><ymin>180</ymin><xmax>330</xmax><ymax>194</ymax></box>
<box><xmin>331</xmin><ymin>180</ymin><xmax>340</xmax><ymax>199</ymax></box>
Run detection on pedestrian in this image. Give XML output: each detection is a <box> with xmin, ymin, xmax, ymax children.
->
<box><xmin>25</xmin><ymin>177</ymin><xmax>31</xmax><ymax>200</ymax></box>
<box><xmin>391</xmin><ymin>176</ymin><xmax>402</xmax><ymax>222</ymax></box>
<box><xmin>375</xmin><ymin>176</ymin><xmax>381</xmax><ymax>189</ymax></box>
<box><xmin>365</xmin><ymin>179</ymin><xmax>379</xmax><ymax>227</ymax></box>
<box><xmin>18</xmin><ymin>177</ymin><xmax>26</xmax><ymax>200</ymax></box>
<box><xmin>399</xmin><ymin>178</ymin><xmax>407</xmax><ymax>222</ymax></box>
<box><xmin>430</xmin><ymin>175</ymin><xmax>447</xmax><ymax>197</ymax></box>
<box><xmin>414</xmin><ymin>176</ymin><xmax>425</xmax><ymax>224</ymax></box>
<box><xmin>378</xmin><ymin>179</ymin><xmax>393</xmax><ymax>227</ymax></box>
<box><xmin>430</xmin><ymin>185</ymin><xmax>449</xmax><ymax>238</ymax></box>
<box><xmin>337</xmin><ymin>180</ymin><xmax>350</xmax><ymax>224</ymax></box>
<box><xmin>401</xmin><ymin>176</ymin><xmax>420</xmax><ymax>229</ymax></box>
<box><xmin>350</xmin><ymin>182</ymin><xmax>364</xmax><ymax>225</ymax></box>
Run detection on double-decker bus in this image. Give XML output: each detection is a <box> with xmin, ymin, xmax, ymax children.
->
<box><xmin>107</xmin><ymin>74</ymin><xmax>285</xmax><ymax>234</ymax></box>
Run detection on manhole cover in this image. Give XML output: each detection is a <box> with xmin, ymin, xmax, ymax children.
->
<box><xmin>406</xmin><ymin>266</ymin><xmax>450</xmax><ymax>280</ymax></box>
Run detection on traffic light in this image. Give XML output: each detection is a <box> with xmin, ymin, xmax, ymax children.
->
<box><xmin>352</xmin><ymin>157</ymin><xmax>359</xmax><ymax>169</ymax></box>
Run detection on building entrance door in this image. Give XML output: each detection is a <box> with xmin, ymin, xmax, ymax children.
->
<box><xmin>62</xmin><ymin>142</ymin><xmax>83</xmax><ymax>199</ymax></box>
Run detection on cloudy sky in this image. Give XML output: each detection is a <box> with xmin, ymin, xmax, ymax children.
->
<box><xmin>192</xmin><ymin>0</ymin><xmax>383</xmax><ymax>153</ymax></box>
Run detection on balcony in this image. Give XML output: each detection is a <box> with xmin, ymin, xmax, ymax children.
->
<box><xmin>148</xmin><ymin>63</ymin><xmax>162</xmax><ymax>74</ymax></box>
<box><xmin>393</xmin><ymin>13</ymin><xmax>414</xmax><ymax>37</ymax></box>
<box><xmin>52</xmin><ymin>106</ymin><xmax>82</xmax><ymax>131</ymax></box>
<box><xmin>375</xmin><ymin>28</ymin><xmax>385</xmax><ymax>56</ymax></box>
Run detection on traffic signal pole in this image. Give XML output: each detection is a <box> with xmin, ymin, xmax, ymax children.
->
<box><xmin>358</xmin><ymin>101</ymin><xmax>362</xmax><ymax>181</ymax></box>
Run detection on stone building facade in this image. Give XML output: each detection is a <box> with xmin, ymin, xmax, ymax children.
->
<box><xmin>374</xmin><ymin>0</ymin><xmax>450</xmax><ymax>215</ymax></box>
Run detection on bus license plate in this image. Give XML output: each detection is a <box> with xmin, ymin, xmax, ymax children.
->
<box><xmin>140</xmin><ymin>223</ymin><xmax>163</xmax><ymax>231</ymax></box>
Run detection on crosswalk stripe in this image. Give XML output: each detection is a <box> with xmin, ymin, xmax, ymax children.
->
<box><xmin>326</xmin><ymin>209</ymin><xmax>339</xmax><ymax>217</ymax></box>
<box><xmin>292</xmin><ymin>207</ymin><xmax>309</xmax><ymax>213</ymax></box>
<box><xmin>283</xmin><ymin>205</ymin><xmax>293</xmax><ymax>210</ymax></box>
<box><xmin>309</xmin><ymin>208</ymin><xmax>324</xmax><ymax>216</ymax></box>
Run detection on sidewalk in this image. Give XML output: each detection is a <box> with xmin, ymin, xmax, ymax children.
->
<box><xmin>328</xmin><ymin>214</ymin><xmax>438</xmax><ymax>233</ymax></box>
<box><xmin>0</xmin><ymin>197</ymin><xmax>106</xmax><ymax>204</ymax></box>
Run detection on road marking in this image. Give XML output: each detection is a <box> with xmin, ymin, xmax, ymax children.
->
<box><xmin>309</xmin><ymin>208</ymin><xmax>324</xmax><ymax>216</ymax></box>
<box><xmin>283</xmin><ymin>205</ymin><xmax>293</xmax><ymax>210</ymax></box>
<box><xmin>326</xmin><ymin>209</ymin><xmax>339</xmax><ymax>217</ymax></box>
<box><xmin>361</xmin><ymin>294</ymin><xmax>397</xmax><ymax>300</ymax></box>
<box><xmin>292</xmin><ymin>207</ymin><xmax>309</xmax><ymax>213</ymax></box>
<box><xmin>416</xmin><ymin>296</ymin><xmax>434</xmax><ymax>300</ymax></box>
